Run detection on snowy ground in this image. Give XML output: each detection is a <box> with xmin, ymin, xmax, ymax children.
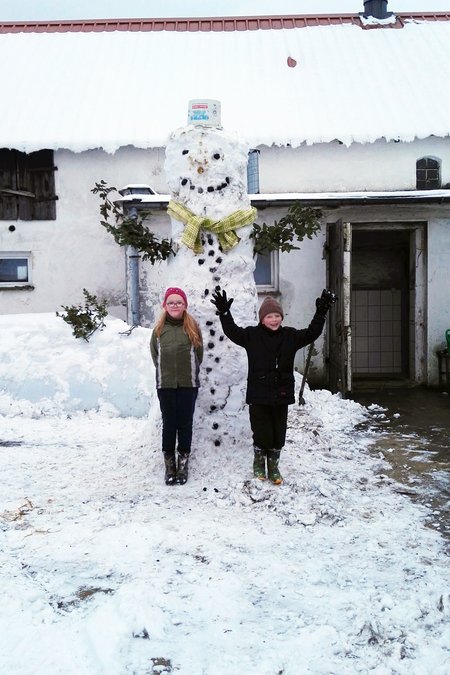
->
<box><xmin>1</xmin><ymin>315</ymin><xmax>450</xmax><ymax>674</ymax></box>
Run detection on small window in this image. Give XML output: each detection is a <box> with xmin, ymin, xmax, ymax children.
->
<box><xmin>0</xmin><ymin>149</ymin><xmax>57</xmax><ymax>220</ymax></box>
<box><xmin>254</xmin><ymin>250</ymin><xmax>279</xmax><ymax>292</ymax></box>
<box><xmin>0</xmin><ymin>252</ymin><xmax>31</xmax><ymax>287</ymax></box>
<box><xmin>416</xmin><ymin>157</ymin><xmax>441</xmax><ymax>190</ymax></box>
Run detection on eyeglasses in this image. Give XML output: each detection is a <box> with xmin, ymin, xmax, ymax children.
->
<box><xmin>166</xmin><ymin>301</ymin><xmax>185</xmax><ymax>307</ymax></box>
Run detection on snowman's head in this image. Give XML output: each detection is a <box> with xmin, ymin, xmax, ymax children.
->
<box><xmin>164</xmin><ymin>125</ymin><xmax>251</xmax><ymax>220</ymax></box>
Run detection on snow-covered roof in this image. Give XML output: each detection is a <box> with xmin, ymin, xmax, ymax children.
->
<box><xmin>1</xmin><ymin>12</ymin><xmax>450</xmax><ymax>153</ymax></box>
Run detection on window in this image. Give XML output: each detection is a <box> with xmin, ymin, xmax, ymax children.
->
<box><xmin>0</xmin><ymin>149</ymin><xmax>57</xmax><ymax>220</ymax></box>
<box><xmin>253</xmin><ymin>250</ymin><xmax>279</xmax><ymax>292</ymax></box>
<box><xmin>0</xmin><ymin>252</ymin><xmax>31</xmax><ymax>287</ymax></box>
<box><xmin>416</xmin><ymin>157</ymin><xmax>441</xmax><ymax>190</ymax></box>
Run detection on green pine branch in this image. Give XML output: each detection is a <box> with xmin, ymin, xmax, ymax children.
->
<box><xmin>251</xmin><ymin>203</ymin><xmax>322</xmax><ymax>254</ymax></box>
<box><xmin>57</xmin><ymin>289</ymin><xmax>108</xmax><ymax>341</ymax></box>
<box><xmin>92</xmin><ymin>180</ymin><xmax>176</xmax><ymax>265</ymax></box>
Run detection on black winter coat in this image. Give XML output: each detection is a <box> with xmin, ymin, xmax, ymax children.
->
<box><xmin>219</xmin><ymin>311</ymin><xmax>326</xmax><ymax>405</ymax></box>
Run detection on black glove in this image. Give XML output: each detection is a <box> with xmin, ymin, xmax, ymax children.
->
<box><xmin>315</xmin><ymin>288</ymin><xmax>337</xmax><ymax>316</ymax></box>
<box><xmin>211</xmin><ymin>289</ymin><xmax>234</xmax><ymax>315</ymax></box>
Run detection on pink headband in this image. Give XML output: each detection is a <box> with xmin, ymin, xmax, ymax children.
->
<box><xmin>163</xmin><ymin>287</ymin><xmax>188</xmax><ymax>307</ymax></box>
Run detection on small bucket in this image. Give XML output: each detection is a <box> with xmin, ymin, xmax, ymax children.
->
<box><xmin>446</xmin><ymin>329</ymin><xmax>450</xmax><ymax>354</ymax></box>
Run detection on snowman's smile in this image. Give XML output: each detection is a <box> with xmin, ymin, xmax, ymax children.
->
<box><xmin>180</xmin><ymin>176</ymin><xmax>231</xmax><ymax>194</ymax></box>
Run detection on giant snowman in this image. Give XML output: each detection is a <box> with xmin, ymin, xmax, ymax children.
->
<box><xmin>163</xmin><ymin>100</ymin><xmax>258</xmax><ymax>452</ymax></box>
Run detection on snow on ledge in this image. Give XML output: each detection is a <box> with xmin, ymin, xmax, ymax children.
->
<box><xmin>360</xmin><ymin>14</ymin><xmax>397</xmax><ymax>26</ymax></box>
<box><xmin>114</xmin><ymin>189</ymin><xmax>450</xmax><ymax>206</ymax></box>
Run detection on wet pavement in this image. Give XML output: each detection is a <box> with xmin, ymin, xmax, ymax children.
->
<box><xmin>351</xmin><ymin>387</ymin><xmax>450</xmax><ymax>543</ymax></box>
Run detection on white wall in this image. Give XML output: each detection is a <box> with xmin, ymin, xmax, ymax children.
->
<box><xmin>2</xmin><ymin>140</ymin><xmax>450</xmax><ymax>386</ymax></box>
<box><xmin>427</xmin><ymin>218</ymin><xmax>450</xmax><ymax>380</ymax></box>
<box><xmin>258</xmin><ymin>137</ymin><xmax>450</xmax><ymax>193</ymax></box>
<box><xmin>0</xmin><ymin>146</ymin><xmax>168</xmax><ymax>318</ymax></box>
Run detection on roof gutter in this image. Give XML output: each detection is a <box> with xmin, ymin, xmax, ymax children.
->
<box><xmin>116</xmin><ymin>189</ymin><xmax>450</xmax><ymax>211</ymax></box>
<box><xmin>251</xmin><ymin>190</ymin><xmax>450</xmax><ymax>208</ymax></box>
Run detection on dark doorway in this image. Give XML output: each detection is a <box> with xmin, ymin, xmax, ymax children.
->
<box><xmin>326</xmin><ymin>221</ymin><xmax>426</xmax><ymax>394</ymax></box>
<box><xmin>351</xmin><ymin>229</ymin><xmax>410</xmax><ymax>383</ymax></box>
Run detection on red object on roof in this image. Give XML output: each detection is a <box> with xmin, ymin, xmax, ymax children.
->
<box><xmin>0</xmin><ymin>13</ymin><xmax>449</xmax><ymax>34</ymax></box>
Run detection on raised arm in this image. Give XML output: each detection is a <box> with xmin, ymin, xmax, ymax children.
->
<box><xmin>211</xmin><ymin>288</ymin><xmax>247</xmax><ymax>347</ymax></box>
<box><xmin>294</xmin><ymin>288</ymin><xmax>337</xmax><ymax>348</ymax></box>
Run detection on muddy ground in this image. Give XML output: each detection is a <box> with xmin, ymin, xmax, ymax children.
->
<box><xmin>352</xmin><ymin>386</ymin><xmax>450</xmax><ymax>544</ymax></box>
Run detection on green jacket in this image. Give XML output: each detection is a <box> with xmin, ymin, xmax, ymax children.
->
<box><xmin>150</xmin><ymin>316</ymin><xmax>203</xmax><ymax>389</ymax></box>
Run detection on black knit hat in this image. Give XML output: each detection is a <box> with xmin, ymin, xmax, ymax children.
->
<box><xmin>258</xmin><ymin>297</ymin><xmax>284</xmax><ymax>322</ymax></box>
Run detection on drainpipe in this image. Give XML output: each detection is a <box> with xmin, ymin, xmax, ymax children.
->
<box><xmin>119</xmin><ymin>184</ymin><xmax>156</xmax><ymax>327</ymax></box>
<box><xmin>247</xmin><ymin>149</ymin><xmax>260</xmax><ymax>194</ymax></box>
<box><xmin>125</xmin><ymin>206</ymin><xmax>140</xmax><ymax>326</ymax></box>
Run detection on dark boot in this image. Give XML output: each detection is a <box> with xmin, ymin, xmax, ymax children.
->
<box><xmin>253</xmin><ymin>446</ymin><xmax>267</xmax><ymax>480</ymax></box>
<box><xmin>163</xmin><ymin>451</ymin><xmax>177</xmax><ymax>486</ymax></box>
<box><xmin>267</xmin><ymin>450</ymin><xmax>283</xmax><ymax>485</ymax></box>
<box><xmin>177</xmin><ymin>451</ymin><xmax>190</xmax><ymax>485</ymax></box>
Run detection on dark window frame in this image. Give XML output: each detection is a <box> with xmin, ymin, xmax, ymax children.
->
<box><xmin>254</xmin><ymin>249</ymin><xmax>279</xmax><ymax>292</ymax></box>
<box><xmin>0</xmin><ymin>148</ymin><xmax>57</xmax><ymax>220</ymax></box>
<box><xmin>0</xmin><ymin>251</ymin><xmax>32</xmax><ymax>287</ymax></box>
<box><xmin>416</xmin><ymin>156</ymin><xmax>441</xmax><ymax>190</ymax></box>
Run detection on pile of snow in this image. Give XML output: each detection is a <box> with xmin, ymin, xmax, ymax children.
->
<box><xmin>1</xmin><ymin>313</ymin><xmax>450</xmax><ymax>674</ymax></box>
<box><xmin>0</xmin><ymin>313</ymin><xmax>153</xmax><ymax>417</ymax></box>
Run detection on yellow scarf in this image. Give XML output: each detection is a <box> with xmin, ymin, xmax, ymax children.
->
<box><xmin>167</xmin><ymin>200</ymin><xmax>257</xmax><ymax>254</ymax></box>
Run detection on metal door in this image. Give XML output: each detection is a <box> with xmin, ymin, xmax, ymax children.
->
<box><xmin>327</xmin><ymin>220</ymin><xmax>352</xmax><ymax>396</ymax></box>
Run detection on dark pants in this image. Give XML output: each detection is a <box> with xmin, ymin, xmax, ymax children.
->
<box><xmin>249</xmin><ymin>403</ymin><xmax>289</xmax><ymax>451</ymax></box>
<box><xmin>157</xmin><ymin>388</ymin><xmax>198</xmax><ymax>454</ymax></box>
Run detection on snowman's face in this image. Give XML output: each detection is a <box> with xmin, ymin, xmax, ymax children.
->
<box><xmin>165</xmin><ymin>125</ymin><xmax>250</xmax><ymax>219</ymax></box>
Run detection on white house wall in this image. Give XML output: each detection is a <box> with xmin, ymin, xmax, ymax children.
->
<box><xmin>427</xmin><ymin>218</ymin><xmax>450</xmax><ymax>373</ymax></box>
<box><xmin>1</xmin><ymin>142</ymin><xmax>450</xmax><ymax>386</ymax></box>
<box><xmin>259</xmin><ymin>137</ymin><xmax>450</xmax><ymax>193</ymax></box>
<box><xmin>0</xmin><ymin>147</ymin><xmax>168</xmax><ymax>319</ymax></box>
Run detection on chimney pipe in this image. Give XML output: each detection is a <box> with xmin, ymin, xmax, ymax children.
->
<box><xmin>363</xmin><ymin>0</ymin><xmax>391</xmax><ymax>19</ymax></box>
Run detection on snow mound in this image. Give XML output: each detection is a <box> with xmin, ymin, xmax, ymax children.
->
<box><xmin>0</xmin><ymin>313</ymin><xmax>154</xmax><ymax>417</ymax></box>
<box><xmin>1</xmin><ymin>316</ymin><xmax>450</xmax><ymax>674</ymax></box>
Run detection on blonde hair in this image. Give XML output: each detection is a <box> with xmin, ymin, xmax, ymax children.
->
<box><xmin>154</xmin><ymin>310</ymin><xmax>202</xmax><ymax>348</ymax></box>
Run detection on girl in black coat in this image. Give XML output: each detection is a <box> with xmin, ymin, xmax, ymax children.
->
<box><xmin>211</xmin><ymin>290</ymin><xmax>333</xmax><ymax>484</ymax></box>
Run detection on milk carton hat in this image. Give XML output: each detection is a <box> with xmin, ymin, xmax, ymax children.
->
<box><xmin>258</xmin><ymin>296</ymin><xmax>284</xmax><ymax>322</ymax></box>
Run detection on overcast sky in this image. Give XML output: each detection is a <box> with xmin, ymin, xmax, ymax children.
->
<box><xmin>0</xmin><ymin>0</ymin><xmax>449</xmax><ymax>21</ymax></box>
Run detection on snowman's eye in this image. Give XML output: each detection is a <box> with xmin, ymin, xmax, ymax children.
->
<box><xmin>213</xmin><ymin>153</ymin><xmax>221</xmax><ymax>160</ymax></box>
<box><xmin>182</xmin><ymin>149</ymin><xmax>189</xmax><ymax>155</ymax></box>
